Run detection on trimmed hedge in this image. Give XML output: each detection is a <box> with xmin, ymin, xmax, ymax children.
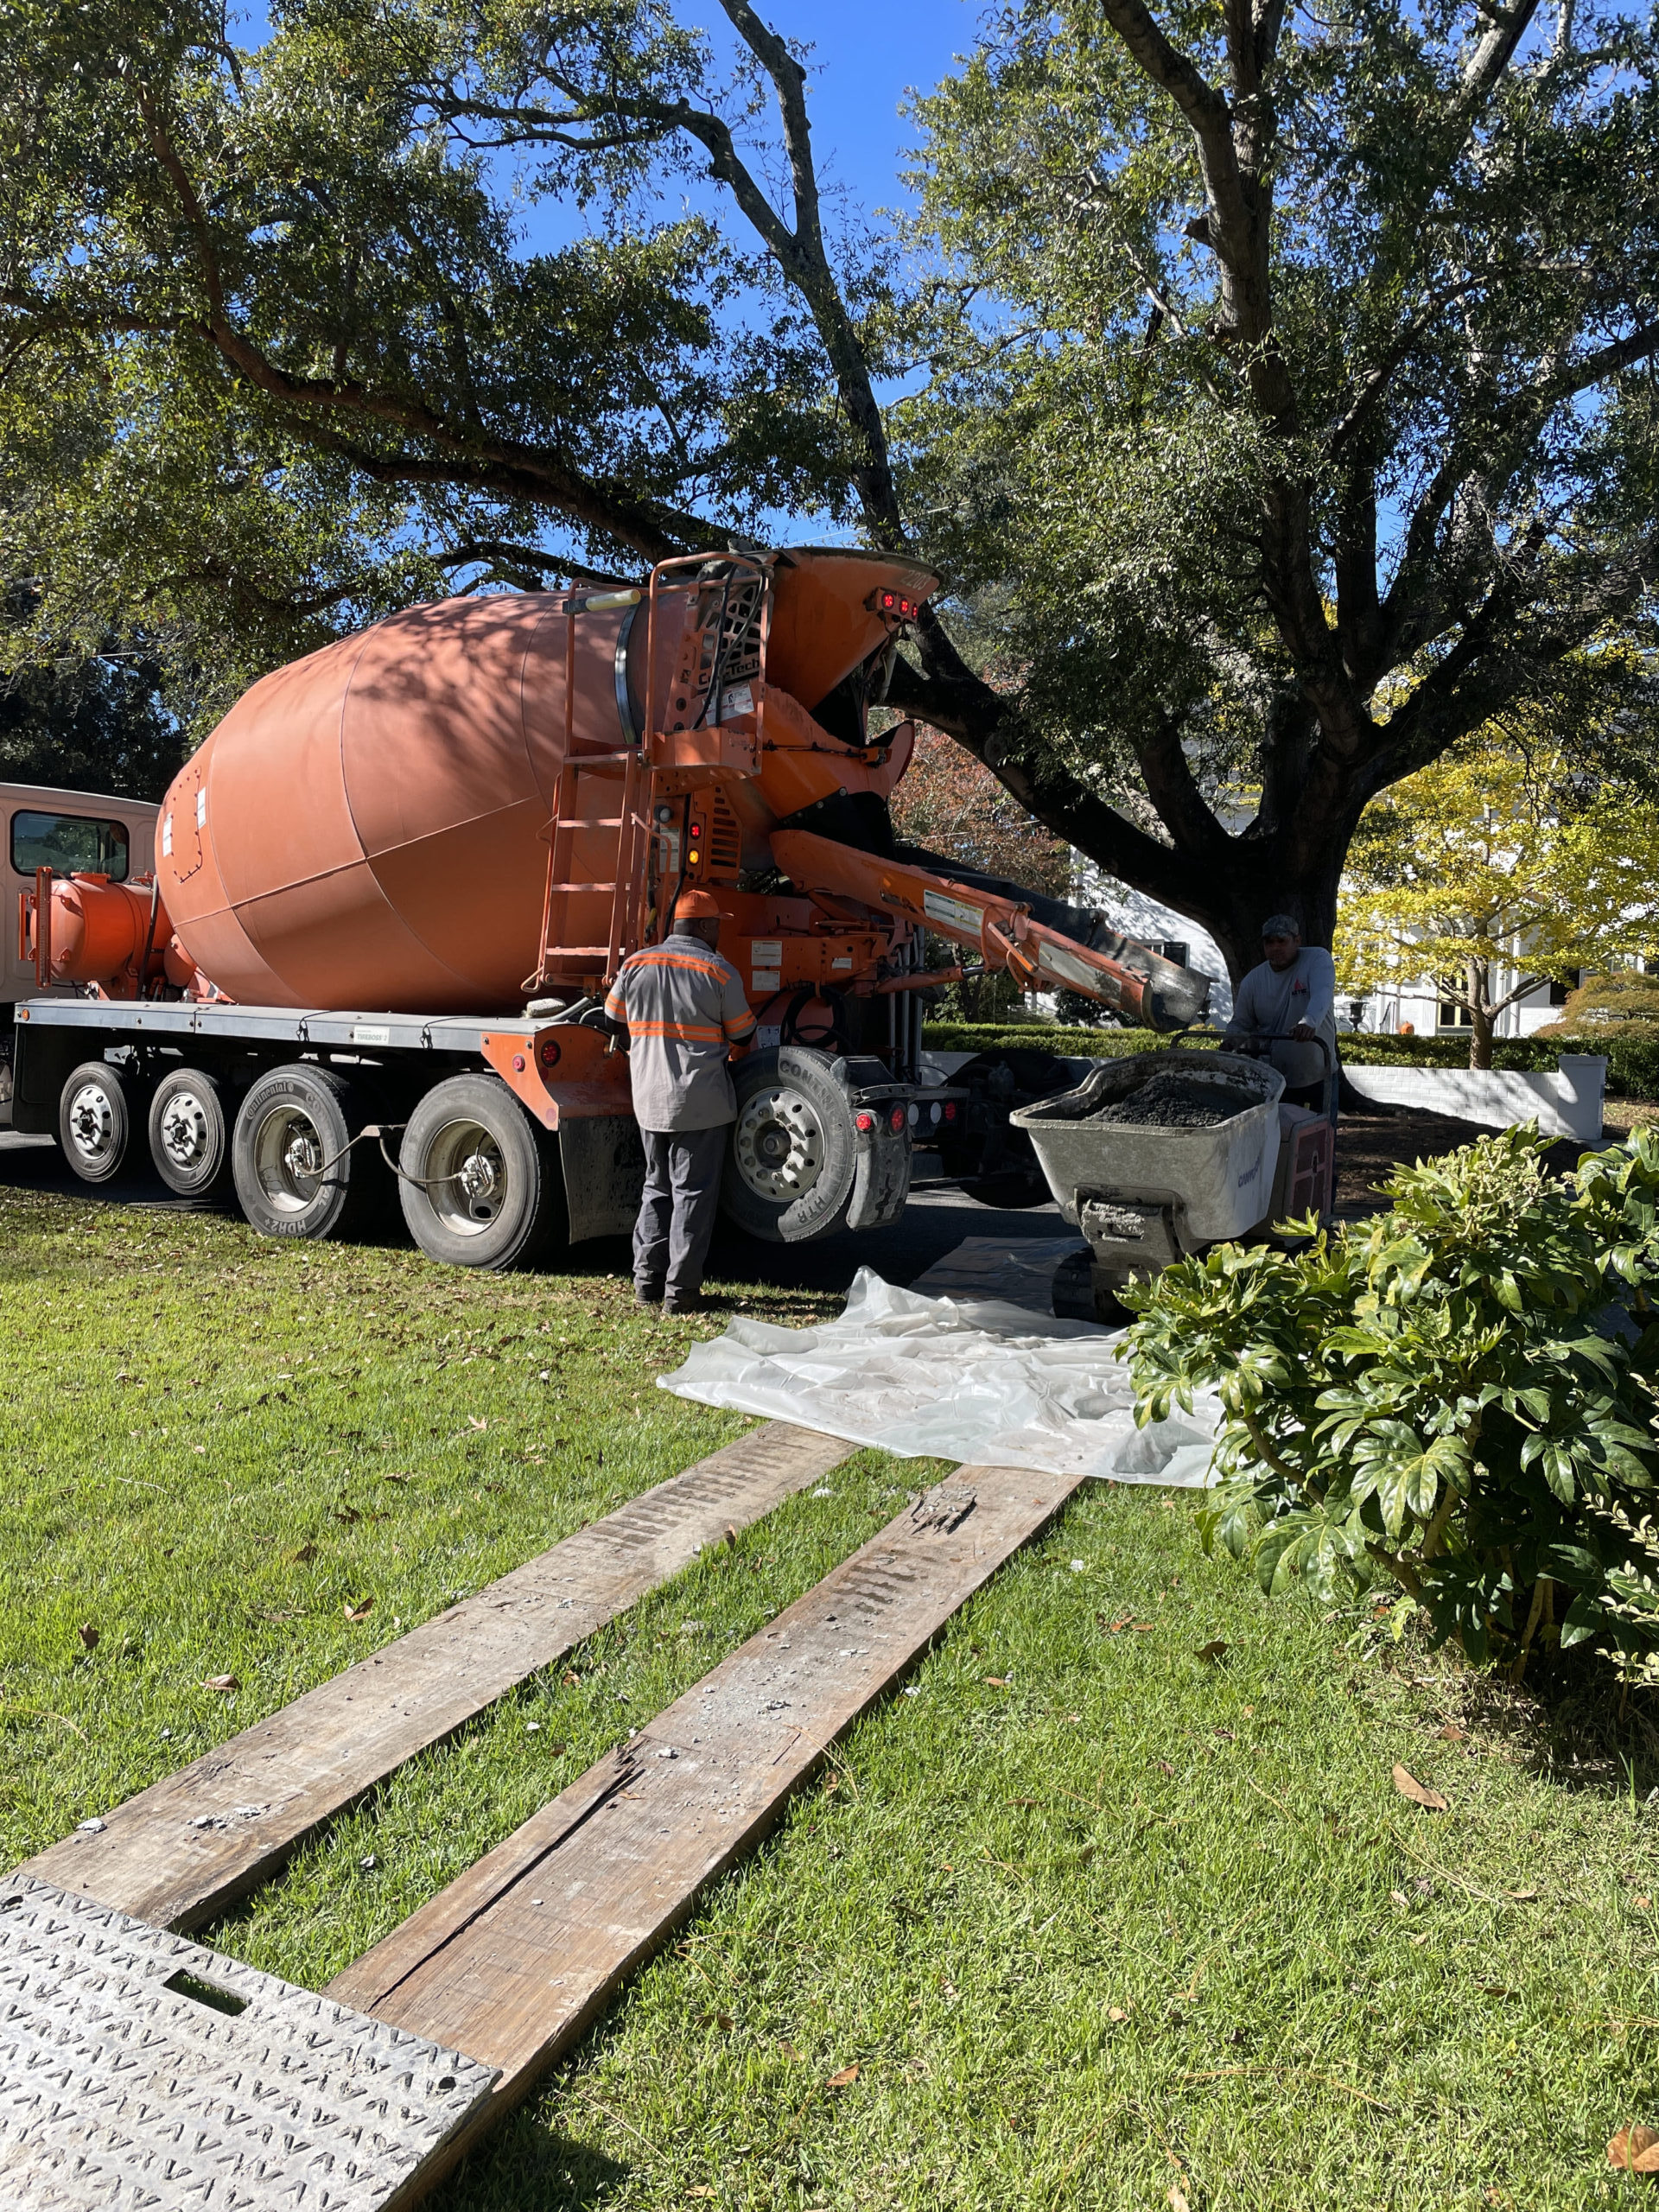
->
<box><xmin>919</xmin><ymin>1020</ymin><xmax>1659</xmax><ymax>1100</ymax></box>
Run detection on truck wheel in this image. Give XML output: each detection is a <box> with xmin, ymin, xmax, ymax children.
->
<box><xmin>58</xmin><ymin>1060</ymin><xmax>135</xmax><ymax>1185</ymax></box>
<box><xmin>721</xmin><ymin>1047</ymin><xmax>857</xmax><ymax>1243</ymax></box>
<box><xmin>148</xmin><ymin>1068</ymin><xmax>233</xmax><ymax>1198</ymax></box>
<box><xmin>396</xmin><ymin>1074</ymin><xmax>564</xmax><ymax>1269</ymax></box>
<box><xmin>232</xmin><ymin>1064</ymin><xmax>376</xmax><ymax>1240</ymax></box>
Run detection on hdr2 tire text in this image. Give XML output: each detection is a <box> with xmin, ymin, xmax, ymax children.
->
<box><xmin>721</xmin><ymin>1047</ymin><xmax>858</xmax><ymax>1243</ymax></box>
<box><xmin>58</xmin><ymin>1060</ymin><xmax>137</xmax><ymax>1185</ymax></box>
<box><xmin>148</xmin><ymin>1067</ymin><xmax>234</xmax><ymax>1199</ymax></box>
<box><xmin>232</xmin><ymin>1064</ymin><xmax>378</xmax><ymax>1241</ymax></box>
<box><xmin>396</xmin><ymin>1073</ymin><xmax>565</xmax><ymax>1268</ymax></box>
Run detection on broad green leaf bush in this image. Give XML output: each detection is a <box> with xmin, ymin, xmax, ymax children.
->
<box><xmin>1121</xmin><ymin>1128</ymin><xmax>1659</xmax><ymax>1682</ymax></box>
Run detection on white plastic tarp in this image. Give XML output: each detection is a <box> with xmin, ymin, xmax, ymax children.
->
<box><xmin>658</xmin><ymin>1267</ymin><xmax>1220</xmax><ymax>1486</ymax></box>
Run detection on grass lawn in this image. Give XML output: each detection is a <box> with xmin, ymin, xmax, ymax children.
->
<box><xmin>2</xmin><ymin>1179</ymin><xmax>1656</xmax><ymax>2209</ymax></box>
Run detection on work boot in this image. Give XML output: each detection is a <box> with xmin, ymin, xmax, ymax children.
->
<box><xmin>662</xmin><ymin>1289</ymin><xmax>704</xmax><ymax>1317</ymax></box>
<box><xmin>634</xmin><ymin>1282</ymin><xmax>664</xmax><ymax>1308</ymax></box>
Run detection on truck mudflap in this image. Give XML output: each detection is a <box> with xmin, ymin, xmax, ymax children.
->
<box><xmin>832</xmin><ymin>1056</ymin><xmax>916</xmax><ymax>1233</ymax></box>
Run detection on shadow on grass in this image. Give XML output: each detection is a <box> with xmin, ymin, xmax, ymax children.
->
<box><xmin>437</xmin><ymin>2105</ymin><xmax>630</xmax><ymax>2212</ymax></box>
<box><xmin>1444</xmin><ymin>1647</ymin><xmax>1659</xmax><ymax>1799</ymax></box>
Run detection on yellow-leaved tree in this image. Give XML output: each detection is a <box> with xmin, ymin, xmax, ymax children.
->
<box><xmin>1337</xmin><ymin>740</ymin><xmax>1659</xmax><ymax>1069</ymax></box>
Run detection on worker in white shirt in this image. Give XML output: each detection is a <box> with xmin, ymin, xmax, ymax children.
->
<box><xmin>1224</xmin><ymin>913</ymin><xmax>1338</xmax><ymax>1109</ymax></box>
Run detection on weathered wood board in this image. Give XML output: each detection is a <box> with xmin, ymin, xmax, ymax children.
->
<box><xmin>26</xmin><ymin>1422</ymin><xmax>849</xmax><ymax>1933</ymax></box>
<box><xmin>0</xmin><ymin>1872</ymin><xmax>498</xmax><ymax>2211</ymax></box>
<box><xmin>329</xmin><ymin>1465</ymin><xmax>1083</xmax><ymax>2190</ymax></box>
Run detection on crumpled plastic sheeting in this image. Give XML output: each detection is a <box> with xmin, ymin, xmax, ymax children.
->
<box><xmin>658</xmin><ymin>1268</ymin><xmax>1220</xmax><ymax>1486</ymax></box>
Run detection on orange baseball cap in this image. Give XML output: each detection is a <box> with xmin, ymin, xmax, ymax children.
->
<box><xmin>674</xmin><ymin>887</ymin><xmax>722</xmax><ymax>919</ymax></box>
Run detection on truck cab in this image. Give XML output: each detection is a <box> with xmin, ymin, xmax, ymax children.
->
<box><xmin>0</xmin><ymin>781</ymin><xmax>160</xmax><ymax>1125</ymax></box>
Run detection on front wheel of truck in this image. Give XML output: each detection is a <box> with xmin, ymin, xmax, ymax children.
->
<box><xmin>396</xmin><ymin>1074</ymin><xmax>566</xmax><ymax>1268</ymax></box>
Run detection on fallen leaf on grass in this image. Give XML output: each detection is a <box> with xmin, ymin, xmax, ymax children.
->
<box><xmin>343</xmin><ymin>1599</ymin><xmax>373</xmax><ymax>1624</ymax></box>
<box><xmin>700</xmin><ymin>2011</ymin><xmax>734</xmax><ymax>2031</ymax></box>
<box><xmin>1607</xmin><ymin>2125</ymin><xmax>1659</xmax><ymax>2173</ymax></box>
<box><xmin>1133</xmin><ymin>1622</ymin><xmax>1155</xmax><ymax>1633</ymax></box>
<box><xmin>1390</xmin><ymin>1890</ymin><xmax>1410</xmax><ymax>1907</ymax></box>
<box><xmin>1638</xmin><ymin>1896</ymin><xmax>1653</xmax><ymax>1910</ymax></box>
<box><xmin>1508</xmin><ymin>1887</ymin><xmax>1540</xmax><ymax>1902</ymax></box>
<box><xmin>1392</xmin><ymin>1764</ymin><xmax>1448</xmax><ymax>1811</ymax></box>
<box><xmin>1197</xmin><ymin>1639</ymin><xmax>1229</xmax><ymax>1662</ymax></box>
<box><xmin>1108</xmin><ymin>2006</ymin><xmax>1130</xmax><ymax>2022</ymax></box>
<box><xmin>688</xmin><ymin>2190</ymin><xmax>715</xmax><ymax>2201</ymax></box>
<box><xmin>1169</xmin><ymin>2186</ymin><xmax>1191</xmax><ymax>2212</ymax></box>
<box><xmin>1435</xmin><ymin>1724</ymin><xmax>1467</xmax><ymax>1741</ymax></box>
<box><xmin>467</xmin><ymin>1417</ymin><xmax>488</xmax><ymax>1432</ymax></box>
<box><xmin>381</xmin><ymin>1471</ymin><xmax>413</xmax><ymax>1484</ymax></box>
<box><xmin>779</xmin><ymin>2039</ymin><xmax>802</xmax><ymax>2061</ymax></box>
<box><xmin>286</xmin><ymin>1543</ymin><xmax>317</xmax><ymax>1566</ymax></box>
<box><xmin>1007</xmin><ymin>1795</ymin><xmax>1039</xmax><ymax>1807</ymax></box>
<box><xmin>202</xmin><ymin>1674</ymin><xmax>239</xmax><ymax>1694</ymax></box>
<box><xmin>77</xmin><ymin>1624</ymin><xmax>99</xmax><ymax>1651</ymax></box>
<box><xmin>824</xmin><ymin>2064</ymin><xmax>860</xmax><ymax>2089</ymax></box>
<box><xmin>983</xmin><ymin>1675</ymin><xmax>1011</xmax><ymax>1688</ymax></box>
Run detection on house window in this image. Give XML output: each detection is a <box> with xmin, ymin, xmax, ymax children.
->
<box><xmin>1154</xmin><ymin>939</ymin><xmax>1189</xmax><ymax>968</ymax></box>
<box><xmin>1437</xmin><ymin>995</ymin><xmax>1472</xmax><ymax>1033</ymax></box>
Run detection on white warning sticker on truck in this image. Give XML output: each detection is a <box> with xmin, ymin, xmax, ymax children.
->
<box><xmin>719</xmin><ymin>682</ymin><xmax>754</xmax><ymax>721</ymax></box>
<box><xmin>750</xmin><ymin>940</ymin><xmax>782</xmax><ymax>965</ymax></box>
<box><xmin>352</xmin><ymin>1024</ymin><xmax>391</xmax><ymax>1046</ymax></box>
<box><xmin>922</xmin><ymin>889</ymin><xmax>983</xmax><ymax>936</ymax></box>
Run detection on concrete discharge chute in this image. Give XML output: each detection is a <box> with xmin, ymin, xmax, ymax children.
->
<box><xmin>16</xmin><ymin>545</ymin><xmax>1211</xmax><ymax>1263</ymax></box>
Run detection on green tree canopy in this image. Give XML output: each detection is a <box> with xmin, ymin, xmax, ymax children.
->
<box><xmin>3</xmin><ymin>0</ymin><xmax>1656</xmax><ymax>973</ymax></box>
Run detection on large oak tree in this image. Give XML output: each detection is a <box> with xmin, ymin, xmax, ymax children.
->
<box><xmin>3</xmin><ymin>0</ymin><xmax>1656</xmax><ymax>975</ymax></box>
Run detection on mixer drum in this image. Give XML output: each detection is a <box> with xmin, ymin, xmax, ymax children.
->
<box><xmin>154</xmin><ymin>592</ymin><xmax>640</xmax><ymax>1012</ymax></box>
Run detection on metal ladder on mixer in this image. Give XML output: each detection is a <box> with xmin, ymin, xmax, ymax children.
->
<box><xmin>527</xmin><ymin>747</ymin><xmax>652</xmax><ymax>993</ymax></box>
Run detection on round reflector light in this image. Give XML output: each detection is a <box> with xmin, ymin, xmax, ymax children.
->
<box><xmin>855</xmin><ymin>1111</ymin><xmax>874</xmax><ymax>1133</ymax></box>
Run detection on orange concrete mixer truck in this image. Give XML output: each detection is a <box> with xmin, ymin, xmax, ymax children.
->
<box><xmin>11</xmin><ymin>548</ymin><xmax>1209</xmax><ymax>1267</ymax></box>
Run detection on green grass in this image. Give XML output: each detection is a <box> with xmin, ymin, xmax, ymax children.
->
<box><xmin>3</xmin><ymin>1182</ymin><xmax>1657</xmax><ymax>2209</ymax></box>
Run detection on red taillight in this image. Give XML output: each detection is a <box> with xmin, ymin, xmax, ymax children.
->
<box><xmin>538</xmin><ymin>1037</ymin><xmax>561</xmax><ymax>1070</ymax></box>
<box><xmin>880</xmin><ymin>590</ymin><xmax>896</xmax><ymax>610</ymax></box>
<box><xmin>690</xmin><ymin>821</ymin><xmax>703</xmax><ymax>839</ymax></box>
<box><xmin>889</xmin><ymin>1105</ymin><xmax>906</xmax><ymax>1133</ymax></box>
<box><xmin>944</xmin><ymin>1101</ymin><xmax>957</xmax><ymax>1122</ymax></box>
<box><xmin>855</xmin><ymin>1110</ymin><xmax>874</xmax><ymax>1133</ymax></box>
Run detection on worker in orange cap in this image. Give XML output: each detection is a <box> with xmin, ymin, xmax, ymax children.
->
<box><xmin>602</xmin><ymin>889</ymin><xmax>757</xmax><ymax>1314</ymax></box>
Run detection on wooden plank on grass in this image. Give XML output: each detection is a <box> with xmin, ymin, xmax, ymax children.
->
<box><xmin>327</xmin><ymin>1465</ymin><xmax>1082</xmax><ymax>2190</ymax></box>
<box><xmin>0</xmin><ymin>1872</ymin><xmax>498</xmax><ymax>2211</ymax></box>
<box><xmin>23</xmin><ymin>1423</ymin><xmax>850</xmax><ymax>1934</ymax></box>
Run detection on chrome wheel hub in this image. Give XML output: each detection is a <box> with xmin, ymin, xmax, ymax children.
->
<box><xmin>733</xmin><ymin>1085</ymin><xmax>824</xmax><ymax>1202</ymax></box>
<box><xmin>160</xmin><ymin>1090</ymin><xmax>213</xmax><ymax>1170</ymax></box>
<box><xmin>66</xmin><ymin>1081</ymin><xmax>117</xmax><ymax>1166</ymax></box>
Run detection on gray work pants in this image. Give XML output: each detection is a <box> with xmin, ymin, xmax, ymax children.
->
<box><xmin>634</xmin><ymin>1124</ymin><xmax>728</xmax><ymax>1300</ymax></box>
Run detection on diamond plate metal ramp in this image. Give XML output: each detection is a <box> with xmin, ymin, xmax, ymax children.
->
<box><xmin>0</xmin><ymin>1873</ymin><xmax>498</xmax><ymax>2209</ymax></box>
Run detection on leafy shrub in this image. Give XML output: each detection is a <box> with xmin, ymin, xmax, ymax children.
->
<box><xmin>1539</xmin><ymin>971</ymin><xmax>1659</xmax><ymax>1030</ymax></box>
<box><xmin>1122</xmin><ymin>1128</ymin><xmax>1659</xmax><ymax>1682</ymax></box>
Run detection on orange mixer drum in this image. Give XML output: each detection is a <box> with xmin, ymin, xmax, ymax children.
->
<box><xmin>155</xmin><ymin>591</ymin><xmax>640</xmax><ymax>1011</ymax></box>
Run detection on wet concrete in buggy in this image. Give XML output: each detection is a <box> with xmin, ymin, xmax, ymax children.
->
<box><xmin>1085</xmin><ymin>1071</ymin><xmax>1255</xmax><ymax>1130</ymax></box>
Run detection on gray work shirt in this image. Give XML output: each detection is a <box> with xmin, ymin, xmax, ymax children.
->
<box><xmin>1227</xmin><ymin>945</ymin><xmax>1338</xmax><ymax>1062</ymax></box>
<box><xmin>604</xmin><ymin>929</ymin><xmax>758</xmax><ymax>1134</ymax></box>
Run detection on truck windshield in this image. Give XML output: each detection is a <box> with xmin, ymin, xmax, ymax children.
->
<box><xmin>10</xmin><ymin>809</ymin><xmax>131</xmax><ymax>881</ymax></box>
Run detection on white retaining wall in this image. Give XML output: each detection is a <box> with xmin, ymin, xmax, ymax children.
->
<box><xmin>1342</xmin><ymin>1055</ymin><xmax>1606</xmax><ymax>1142</ymax></box>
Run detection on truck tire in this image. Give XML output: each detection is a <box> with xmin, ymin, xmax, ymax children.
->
<box><xmin>58</xmin><ymin>1060</ymin><xmax>135</xmax><ymax>1185</ymax></box>
<box><xmin>396</xmin><ymin>1073</ymin><xmax>565</xmax><ymax>1269</ymax></box>
<box><xmin>148</xmin><ymin>1067</ymin><xmax>234</xmax><ymax>1199</ymax></box>
<box><xmin>721</xmin><ymin>1047</ymin><xmax>858</xmax><ymax>1243</ymax></box>
<box><xmin>232</xmin><ymin>1064</ymin><xmax>377</xmax><ymax>1240</ymax></box>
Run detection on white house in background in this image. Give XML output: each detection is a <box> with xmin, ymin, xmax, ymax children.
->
<box><xmin>1071</xmin><ymin>857</ymin><xmax>1572</xmax><ymax>1039</ymax></box>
